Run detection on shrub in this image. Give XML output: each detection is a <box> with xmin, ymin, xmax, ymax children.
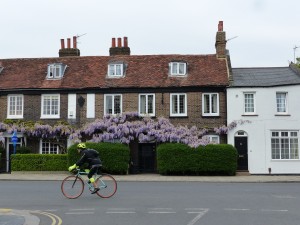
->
<box><xmin>11</xmin><ymin>154</ymin><xmax>68</xmax><ymax>171</ymax></box>
<box><xmin>67</xmin><ymin>142</ymin><xmax>130</xmax><ymax>175</ymax></box>
<box><xmin>157</xmin><ymin>143</ymin><xmax>237</xmax><ymax>175</ymax></box>
<box><xmin>16</xmin><ymin>146</ymin><xmax>31</xmax><ymax>154</ymax></box>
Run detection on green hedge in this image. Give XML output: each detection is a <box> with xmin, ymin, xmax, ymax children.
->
<box><xmin>68</xmin><ymin>142</ymin><xmax>130</xmax><ymax>175</ymax></box>
<box><xmin>157</xmin><ymin>143</ymin><xmax>237</xmax><ymax>175</ymax></box>
<box><xmin>11</xmin><ymin>154</ymin><xmax>68</xmax><ymax>171</ymax></box>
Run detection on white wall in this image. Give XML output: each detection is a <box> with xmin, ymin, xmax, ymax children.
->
<box><xmin>227</xmin><ymin>85</ymin><xmax>300</xmax><ymax>174</ymax></box>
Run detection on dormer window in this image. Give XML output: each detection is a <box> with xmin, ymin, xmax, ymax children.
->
<box><xmin>47</xmin><ymin>63</ymin><xmax>67</xmax><ymax>79</ymax></box>
<box><xmin>108</xmin><ymin>63</ymin><xmax>124</xmax><ymax>77</ymax></box>
<box><xmin>169</xmin><ymin>62</ymin><xmax>187</xmax><ymax>76</ymax></box>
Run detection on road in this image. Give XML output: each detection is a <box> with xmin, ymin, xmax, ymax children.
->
<box><xmin>0</xmin><ymin>181</ymin><xmax>300</xmax><ymax>225</ymax></box>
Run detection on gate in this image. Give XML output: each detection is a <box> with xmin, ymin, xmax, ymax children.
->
<box><xmin>138</xmin><ymin>143</ymin><xmax>156</xmax><ymax>173</ymax></box>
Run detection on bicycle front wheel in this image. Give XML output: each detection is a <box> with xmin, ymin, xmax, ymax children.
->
<box><xmin>61</xmin><ymin>175</ymin><xmax>84</xmax><ymax>199</ymax></box>
<box><xmin>95</xmin><ymin>174</ymin><xmax>117</xmax><ymax>198</ymax></box>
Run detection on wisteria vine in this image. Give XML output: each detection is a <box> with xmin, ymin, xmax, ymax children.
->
<box><xmin>0</xmin><ymin>112</ymin><xmax>251</xmax><ymax>148</ymax></box>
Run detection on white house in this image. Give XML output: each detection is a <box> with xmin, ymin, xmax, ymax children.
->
<box><xmin>227</xmin><ymin>64</ymin><xmax>300</xmax><ymax>174</ymax></box>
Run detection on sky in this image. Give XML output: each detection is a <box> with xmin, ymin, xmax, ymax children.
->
<box><xmin>1</xmin><ymin>0</ymin><xmax>299</xmax><ymax>68</ymax></box>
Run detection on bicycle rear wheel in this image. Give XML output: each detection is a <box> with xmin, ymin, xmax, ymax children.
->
<box><xmin>95</xmin><ymin>174</ymin><xmax>117</xmax><ymax>198</ymax></box>
<box><xmin>61</xmin><ymin>175</ymin><xmax>84</xmax><ymax>199</ymax></box>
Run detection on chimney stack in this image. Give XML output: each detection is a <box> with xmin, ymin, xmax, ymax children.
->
<box><xmin>109</xmin><ymin>37</ymin><xmax>131</xmax><ymax>56</ymax></box>
<box><xmin>215</xmin><ymin>21</ymin><xmax>227</xmax><ymax>58</ymax></box>
<box><xmin>59</xmin><ymin>36</ymin><xmax>80</xmax><ymax>57</ymax></box>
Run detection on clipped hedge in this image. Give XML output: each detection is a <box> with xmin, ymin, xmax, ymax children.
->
<box><xmin>11</xmin><ymin>154</ymin><xmax>68</xmax><ymax>171</ymax></box>
<box><xmin>68</xmin><ymin>142</ymin><xmax>130</xmax><ymax>175</ymax></box>
<box><xmin>157</xmin><ymin>143</ymin><xmax>237</xmax><ymax>175</ymax></box>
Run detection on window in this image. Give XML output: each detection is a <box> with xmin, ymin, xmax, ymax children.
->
<box><xmin>170</xmin><ymin>93</ymin><xmax>187</xmax><ymax>116</ymax></box>
<box><xmin>244</xmin><ymin>92</ymin><xmax>255</xmax><ymax>114</ymax></box>
<box><xmin>276</xmin><ymin>92</ymin><xmax>287</xmax><ymax>113</ymax></box>
<box><xmin>104</xmin><ymin>94</ymin><xmax>122</xmax><ymax>115</ymax></box>
<box><xmin>271</xmin><ymin>131</ymin><xmax>299</xmax><ymax>159</ymax></box>
<box><xmin>139</xmin><ymin>94</ymin><xmax>155</xmax><ymax>116</ymax></box>
<box><xmin>7</xmin><ymin>95</ymin><xmax>23</xmax><ymax>119</ymax></box>
<box><xmin>41</xmin><ymin>94</ymin><xmax>60</xmax><ymax>118</ymax></box>
<box><xmin>205</xmin><ymin>135</ymin><xmax>220</xmax><ymax>144</ymax></box>
<box><xmin>108</xmin><ymin>63</ymin><xmax>124</xmax><ymax>77</ymax></box>
<box><xmin>169</xmin><ymin>62</ymin><xmax>187</xmax><ymax>76</ymax></box>
<box><xmin>40</xmin><ymin>140</ymin><xmax>59</xmax><ymax>154</ymax></box>
<box><xmin>0</xmin><ymin>66</ymin><xmax>3</xmax><ymax>74</ymax></box>
<box><xmin>47</xmin><ymin>63</ymin><xmax>66</xmax><ymax>79</ymax></box>
<box><xmin>202</xmin><ymin>93</ymin><xmax>219</xmax><ymax>116</ymax></box>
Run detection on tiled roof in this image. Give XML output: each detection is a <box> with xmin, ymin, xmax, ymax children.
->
<box><xmin>0</xmin><ymin>54</ymin><xmax>229</xmax><ymax>91</ymax></box>
<box><xmin>231</xmin><ymin>65</ymin><xmax>300</xmax><ymax>87</ymax></box>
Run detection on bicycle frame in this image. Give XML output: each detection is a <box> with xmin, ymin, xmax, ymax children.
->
<box><xmin>61</xmin><ymin>168</ymin><xmax>117</xmax><ymax>199</ymax></box>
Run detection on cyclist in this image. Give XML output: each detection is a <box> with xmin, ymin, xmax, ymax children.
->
<box><xmin>68</xmin><ymin>143</ymin><xmax>102</xmax><ymax>194</ymax></box>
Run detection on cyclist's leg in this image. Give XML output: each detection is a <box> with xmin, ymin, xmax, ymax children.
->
<box><xmin>88</xmin><ymin>165</ymin><xmax>101</xmax><ymax>193</ymax></box>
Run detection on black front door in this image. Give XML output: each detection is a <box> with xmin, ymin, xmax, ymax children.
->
<box><xmin>138</xmin><ymin>143</ymin><xmax>156</xmax><ymax>173</ymax></box>
<box><xmin>234</xmin><ymin>137</ymin><xmax>248</xmax><ymax>171</ymax></box>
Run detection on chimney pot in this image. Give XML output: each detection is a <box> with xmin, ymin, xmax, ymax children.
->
<box><xmin>218</xmin><ymin>21</ymin><xmax>223</xmax><ymax>32</ymax></box>
<box><xmin>117</xmin><ymin>37</ymin><xmax>122</xmax><ymax>47</ymax></box>
<box><xmin>73</xmin><ymin>36</ymin><xmax>77</xmax><ymax>49</ymax></box>
<box><xmin>124</xmin><ymin>37</ymin><xmax>128</xmax><ymax>47</ymax></box>
<box><xmin>60</xmin><ymin>39</ymin><xmax>65</xmax><ymax>49</ymax></box>
<box><xmin>112</xmin><ymin>38</ymin><xmax>116</xmax><ymax>47</ymax></box>
<box><xmin>67</xmin><ymin>38</ymin><xmax>71</xmax><ymax>48</ymax></box>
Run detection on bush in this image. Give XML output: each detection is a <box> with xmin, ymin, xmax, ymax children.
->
<box><xmin>16</xmin><ymin>146</ymin><xmax>31</xmax><ymax>154</ymax></box>
<box><xmin>67</xmin><ymin>142</ymin><xmax>130</xmax><ymax>175</ymax></box>
<box><xmin>157</xmin><ymin>143</ymin><xmax>237</xmax><ymax>175</ymax></box>
<box><xmin>11</xmin><ymin>154</ymin><xmax>68</xmax><ymax>171</ymax></box>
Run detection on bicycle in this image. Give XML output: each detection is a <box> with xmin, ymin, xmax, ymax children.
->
<box><xmin>61</xmin><ymin>168</ymin><xmax>117</xmax><ymax>199</ymax></box>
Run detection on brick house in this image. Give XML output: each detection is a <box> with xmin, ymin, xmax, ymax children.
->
<box><xmin>0</xmin><ymin>21</ymin><xmax>230</xmax><ymax>173</ymax></box>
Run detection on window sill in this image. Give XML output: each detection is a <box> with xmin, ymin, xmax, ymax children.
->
<box><xmin>275</xmin><ymin>114</ymin><xmax>291</xmax><ymax>116</ymax></box>
<box><xmin>202</xmin><ymin>115</ymin><xmax>220</xmax><ymax>118</ymax></box>
<box><xmin>169</xmin><ymin>115</ymin><xmax>188</xmax><ymax>118</ymax></box>
<box><xmin>242</xmin><ymin>114</ymin><xmax>258</xmax><ymax>116</ymax></box>
<box><xmin>7</xmin><ymin>116</ymin><xmax>24</xmax><ymax>119</ymax></box>
<box><xmin>40</xmin><ymin>116</ymin><xmax>60</xmax><ymax>119</ymax></box>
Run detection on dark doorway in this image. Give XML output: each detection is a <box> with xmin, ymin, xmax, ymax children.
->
<box><xmin>234</xmin><ymin>136</ymin><xmax>248</xmax><ymax>171</ymax></box>
<box><xmin>0</xmin><ymin>148</ymin><xmax>6</xmax><ymax>173</ymax></box>
<box><xmin>138</xmin><ymin>143</ymin><xmax>156</xmax><ymax>173</ymax></box>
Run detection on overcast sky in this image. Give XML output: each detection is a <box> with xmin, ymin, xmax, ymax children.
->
<box><xmin>1</xmin><ymin>0</ymin><xmax>299</xmax><ymax>67</ymax></box>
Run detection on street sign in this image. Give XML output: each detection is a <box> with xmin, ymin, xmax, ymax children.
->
<box><xmin>11</xmin><ymin>131</ymin><xmax>18</xmax><ymax>154</ymax></box>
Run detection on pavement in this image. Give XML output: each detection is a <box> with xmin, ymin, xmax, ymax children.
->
<box><xmin>1</xmin><ymin>171</ymin><xmax>300</xmax><ymax>225</ymax></box>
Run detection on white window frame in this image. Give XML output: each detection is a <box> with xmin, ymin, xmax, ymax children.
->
<box><xmin>41</xmin><ymin>94</ymin><xmax>60</xmax><ymax>119</ymax></box>
<box><xmin>7</xmin><ymin>94</ymin><xmax>24</xmax><ymax>119</ymax></box>
<box><xmin>170</xmin><ymin>93</ymin><xmax>187</xmax><ymax>117</ymax></box>
<box><xmin>104</xmin><ymin>94</ymin><xmax>122</xmax><ymax>115</ymax></box>
<box><xmin>243</xmin><ymin>92</ymin><xmax>256</xmax><ymax>115</ymax></box>
<box><xmin>202</xmin><ymin>93</ymin><xmax>219</xmax><ymax>116</ymax></box>
<box><xmin>276</xmin><ymin>92</ymin><xmax>288</xmax><ymax>114</ymax></box>
<box><xmin>40</xmin><ymin>139</ymin><xmax>59</xmax><ymax>154</ymax></box>
<box><xmin>169</xmin><ymin>62</ymin><xmax>187</xmax><ymax>76</ymax></box>
<box><xmin>205</xmin><ymin>135</ymin><xmax>220</xmax><ymax>144</ymax></box>
<box><xmin>139</xmin><ymin>94</ymin><xmax>155</xmax><ymax>116</ymax></box>
<box><xmin>271</xmin><ymin>131</ymin><xmax>299</xmax><ymax>160</ymax></box>
<box><xmin>108</xmin><ymin>63</ymin><xmax>124</xmax><ymax>77</ymax></box>
<box><xmin>47</xmin><ymin>64</ymin><xmax>65</xmax><ymax>79</ymax></box>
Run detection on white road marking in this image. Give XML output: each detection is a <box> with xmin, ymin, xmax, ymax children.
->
<box><xmin>69</xmin><ymin>208</ymin><xmax>95</xmax><ymax>211</ymax></box>
<box><xmin>186</xmin><ymin>209</ymin><xmax>209</xmax><ymax>225</ymax></box>
<box><xmin>65</xmin><ymin>212</ymin><xmax>95</xmax><ymax>215</ymax></box>
<box><xmin>106</xmin><ymin>211</ymin><xmax>136</xmax><ymax>214</ymax></box>
<box><xmin>106</xmin><ymin>208</ymin><xmax>136</xmax><ymax>214</ymax></box>
<box><xmin>224</xmin><ymin>208</ymin><xmax>250</xmax><ymax>211</ymax></box>
<box><xmin>261</xmin><ymin>209</ymin><xmax>288</xmax><ymax>212</ymax></box>
<box><xmin>148</xmin><ymin>211</ymin><xmax>176</xmax><ymax>214</ymax></box>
